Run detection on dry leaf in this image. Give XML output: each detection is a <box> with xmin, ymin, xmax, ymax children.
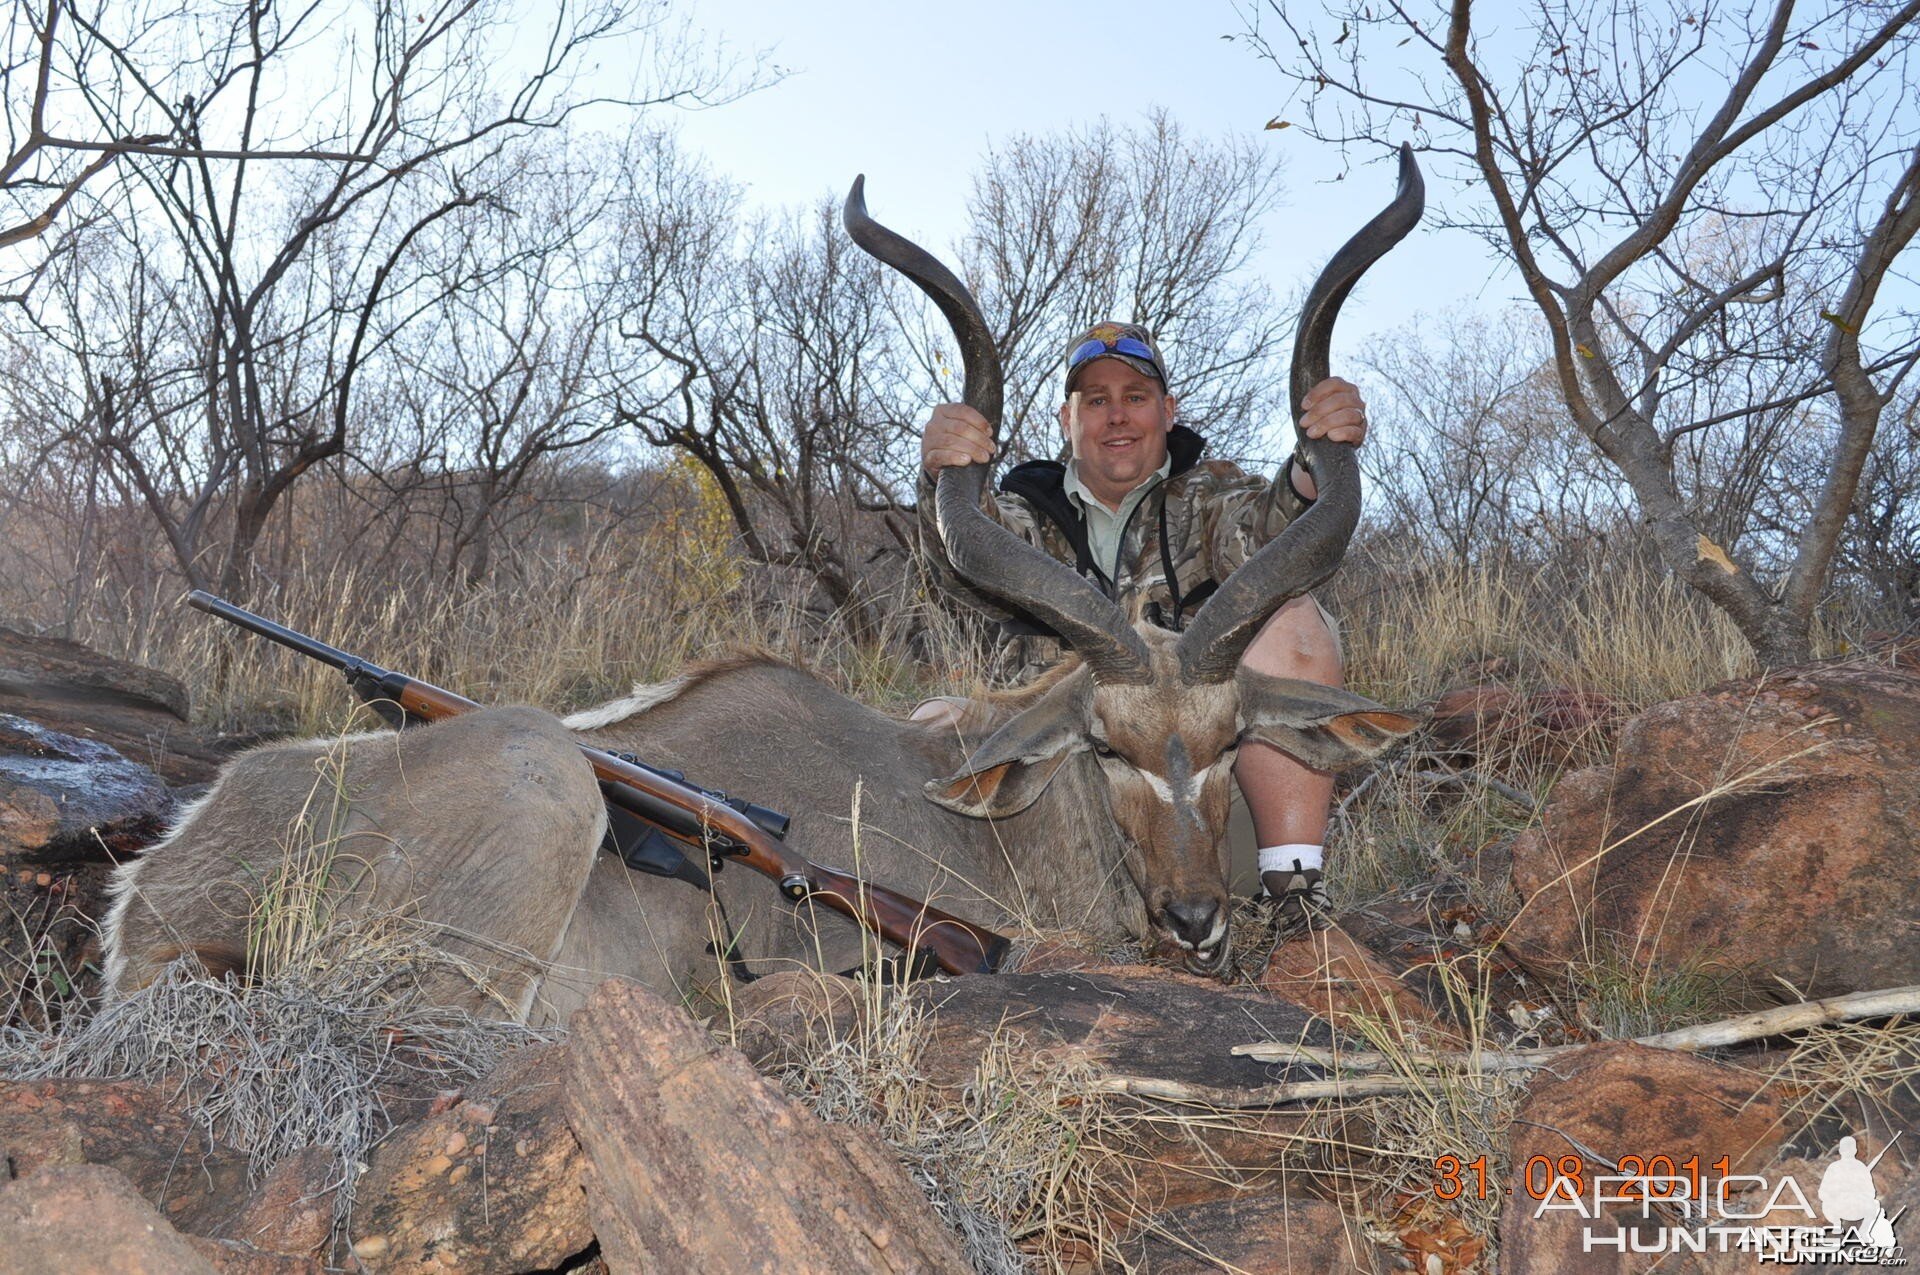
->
<box><xmin>1266</xmin><ymin>118</ymin><xmax>1292</xmax><ymax>130</ymax></box>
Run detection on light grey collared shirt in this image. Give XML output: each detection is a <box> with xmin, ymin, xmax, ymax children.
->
<box><xmin>1063</xmin><ymin>455</ymin><xmax>1173</xmax><ymax>584</ymax></box>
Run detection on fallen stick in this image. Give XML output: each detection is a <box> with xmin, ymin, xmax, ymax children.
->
<box><xmin>1093</xmin><ymin>984</ymin><xmax>1920</xmax><ymax>1109</ymax></box>
<box><xmin>1410</xmin><ymin>767</ymin><xmax>1537</xmax><ymax>809</ymax></box>
<box><xmin>1089</xmin><ymin>1073</ymin><xmax>1429</xmax><ymax>1106</ymax></box>
<box><xmin>1231</xmin><ymin>983</ymin><xmax>1920</xmax><ymax>1070</ymax></box>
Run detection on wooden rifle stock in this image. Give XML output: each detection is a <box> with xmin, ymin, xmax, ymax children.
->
<box><xmin>183</xmin><ymin>590</ymin><xmax>1010</xmax><ymax>977</ymax></box>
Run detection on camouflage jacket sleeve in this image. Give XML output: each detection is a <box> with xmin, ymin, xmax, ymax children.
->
<box><xmin>1190</xmin><ymin>458</ymin><xmax>1315</xmax><ymax>583</ymax></box>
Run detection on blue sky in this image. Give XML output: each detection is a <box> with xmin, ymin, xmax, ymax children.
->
<box><xmin>663</xmin><ymin>0</ymin><xmax>1510</xmax><ymax>353</ymax></box>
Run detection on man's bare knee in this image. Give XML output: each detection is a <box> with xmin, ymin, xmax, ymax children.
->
<box><xmin>1242</xmin><ymin>594</ymin><xmax>1342</xmax><ymax>685</ymax></box>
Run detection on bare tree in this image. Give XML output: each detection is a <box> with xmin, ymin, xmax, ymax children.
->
<box><xmin>1360</xmin><ymin>310</ymin><xmax>1555</xmax><ymax>560</ymax></box>
<box><xmin>613</xmin><ymin>135</ymin><xmax>916</xmax><ymax>644</ymax></box>
<box><xmin>1246</xmin><ymin>0</ymin><xmax>1920</xmax><ymax>663</ymax></box>
<box><xmin>1789</xmin><ymin>385</ymin><xmax>1920</xmax><ymax>625</ymax></box>
<box><xmin>348</xmin><ymin>145</ymin><xmax>641</xmax><ymax>586</ymax></box>
<box><xmin>1</xmin><ymin>0</ymin><xmax>372</xmax><ymax>297</ymax></box>
<box><xmin>7</xmin><ymin>0</ymin><xmax>746</xmax><ymax>597</ymax></box>
<box><xmin>924</xmin><ymin>109</ymin><xmax>1294</xmax><ymax>464</ymax></box>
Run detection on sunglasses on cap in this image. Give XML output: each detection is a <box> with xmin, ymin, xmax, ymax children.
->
<box><xmin>1067</xmin><ymin>335</ymin><xmax>1158</xmax><ymax>370</ymax></box>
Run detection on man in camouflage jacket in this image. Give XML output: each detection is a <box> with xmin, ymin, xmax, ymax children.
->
<box><xmin>914</xmin><ymin>321</ymin><xmax>1370</xmax><ymax>937</ymax></box>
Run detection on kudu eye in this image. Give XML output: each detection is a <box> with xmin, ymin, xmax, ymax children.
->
<box><xmin>1091</xmin><ymin>739</ymin><xmax>1118</xmax><ymax>759</ymax></box>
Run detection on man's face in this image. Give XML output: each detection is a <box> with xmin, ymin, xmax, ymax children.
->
<box><xmin>1059</xmin><ymin>360</ymin><xmax>1176</xmax><ymax>509</ymax></box>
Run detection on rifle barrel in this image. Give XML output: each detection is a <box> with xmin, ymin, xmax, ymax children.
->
<box><xmin>186</xmin><ymin>590</ymin><xmax>361</xmax><ymax>672</ymax></box>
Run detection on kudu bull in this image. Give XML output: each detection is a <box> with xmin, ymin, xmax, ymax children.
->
<box><xmin>103</xmin><ymin>151</ymin><xmax>1426</xmax><ymax>1024</ymax></box>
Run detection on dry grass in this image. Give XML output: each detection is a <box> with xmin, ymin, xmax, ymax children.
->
<box><xmin>0</xmin><ymin>888</ymin><xmax>94</xmax><ymax>1035</ymax></box>
<box><xmin>0</xmin><ymin>927</ymin><xmax>558</xmax><ymax>1219</ymax></box>
<box><xmin>1768</xmin><ymin>1017</ymin><xmax>1920</xmax><ymax>1152</ymax></box>
<box><xmin>1335</xmin><ymin>957</ymin><xmax>1522</xmax><ymax>1262</ymax></box>
<box><xmin>1334</xmin><ymin>551</ymin><xmax>1762</xmax><ymax>710</ymax></box>
<box><xmin>10</xmin><ymin>494</ymin><xmax>1860</xmax><ymax>742</ymax></box>
<box><xmin>243</xmin><ymin>723</ymin><xmax>361</xmax><ymax>982</ymax></box>
<box><xmin>738</xmin><ymin>963</ymin><xmax>1146</xmax><ymax>1274</ymax></box>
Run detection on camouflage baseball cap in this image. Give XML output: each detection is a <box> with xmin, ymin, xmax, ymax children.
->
<box><xmin>1064</xmin><ymin>321</ymin><xmax>1168</xmax><ymax>390</ymax></box>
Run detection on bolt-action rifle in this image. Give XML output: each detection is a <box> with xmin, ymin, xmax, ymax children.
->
<box><xmin>184</xmin><ymin>590</ymin><xmax>1010</xmax><ymax>977</ymax></box>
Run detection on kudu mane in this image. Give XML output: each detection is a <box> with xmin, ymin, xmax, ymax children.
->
<box><xmin>562</xmin><ymin>648</ymin><xmax>806</xmax><ymax>731</ymax></box>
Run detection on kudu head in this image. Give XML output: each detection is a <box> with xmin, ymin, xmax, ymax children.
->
<box><xmin>844</xmin><ymin>148</ymin><xmax>1427</xmax><ymax>974</ymax></box>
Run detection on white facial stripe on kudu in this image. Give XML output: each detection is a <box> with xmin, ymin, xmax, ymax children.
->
<box><xmin>1136</xmin><ymin>756</ymin><xmax>1232</xmax><ymax>810</ymax></box>
<box><xmin>1137</xmin><ymin>769</ymin><xmax>1178</xmax><ymax>806</ymax></box>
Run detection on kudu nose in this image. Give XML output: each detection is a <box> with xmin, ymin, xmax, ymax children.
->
<box><xmin>1163</xmin><ymin>898</ymin><xmax>1221</xmax><ymax>950</ymax></box>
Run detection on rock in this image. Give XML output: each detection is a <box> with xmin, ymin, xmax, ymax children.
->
<box><xmin>1858</xmin><ymin>630</ymin><xmax>1920</xmax><ymax>673</ymax></box>
<box><xmin>1137</xmin><ymin>1194</ymin><xmax>1387</xmax><ymax>1272</ymax></box>
<box><xmin>1335</xmin><ymin>897</ymin><xmax>1552</xmax><ymax>1042</ymax></box>
<box><xmin>0</xmin><ymin>626</ymin><xmax>229</xmax><ymax>784</ymax></box>
<box><xmin>0</xmin><ymin>1163</ymin><xmax>219</xmax><ymax>1274</ymax></box>
<box><xmin>568</xmin><ymin>977</ymin><xmax>971</xmax><ymax>1274</ymax></box>
<box><xmin>1261</xmin><ymin>927</ymin><xmax>1466</xmax><ymax>1048</ymax></box>
<box><xmin>0</xmin><ymin>714</ymin><xmax>170</xmax><ymax>1012</ymax></box>
<box><xmin>213</xmin><ymin>1145</ymin><xmax>337</xmax><ymax>1260</ymax></box>
<box><xmin>0</xmin><ymin>713</ymin><xmax>173</xmax><ymax>861</ymax></box>
<box><xmin>902</xmin><ymin>968</ymin><xmax>1364</xmax><ymax>1209</ymax></box>
<box><xmin>0</xmin><ymin>1078</ymin><xmax>253</xmax><ymax>1235</ymax></box>
<box><xmin>728</xmin><ymin>969</ymin><xmax>866</xmax><ymax>1069</ymax></box>
<box><xmin>1505</xmin><ymin>664</ymin><xmax>1920</xmax><ymax>997</ymax></box>
<box><xmin>910</xmin><ymin>967</ymin><xmax>1339</xmax><ymax>1095</ymax></box>
<box><xmin>1656</xmin><ymin>1142</ymin><xmax>1915</xmax><ymax>1273</ymax></box>
<box><xmin>1496</xmin><ymin>1042</ymin><xmax>1789</xmax><ymax>1274</ymax></box>
<box><xmin>348</xmin><ymin>1043</ymin><xmax>588</xmax><ymax>1273</ymax></box>
<box><xmin>185</xmin><ymin>1238</ymin><xmax>326</xmax><ymax>1275</ymax></box>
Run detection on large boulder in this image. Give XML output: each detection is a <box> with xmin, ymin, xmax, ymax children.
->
<box><xmin>0</xmin><ymin>1163</ymin><xmax>219</xmax><ymax>1275</ymax></box>
<box><xmin>1137</xmin><ymin>1194</ymin><xmax>1389</xmax><ymax>1273</ymax></box>
<box><xmin>1659</xmin><ymin>1140</ymin><xmax>1913</xmax><ymax>1273</ymax></box>
<box><xmin>0</xmin><ymin>713</ymin><xmax>173</xmax><ymax>862</ymax></box>
<box><xmin>1261</xmin><ymin>928</ymin><xmax>1465</xmax><ymax>1048</ymax></box>
<box><xmin>0</xmin><ymin>1077</ymin><xmax>254</xmax><ymax>1235</ymax></box>
<box><xmin>0</xmin><ymin>625</ymin><xmax>228</xmax><ymax>785</ymax></box>
<box><xmin>348</xmin><ymin>1043</ymin><xmax>590</xmax><ymax>1274</ymax></box>
<box><xmin>1504</xmin><ymin>664</ymin><xmax>1920</xmax><ymax>998</ymax></box>
<box><xmin>742</xmin><ymin>967</ymin><xmax>1374</xmax><ymax>1216</ymax></box>
<box><xmin>568</xmin><ymin>978</ymin><xmax>972</xmax><ymax>1274</ymax></box>
<box><xmin>1496</xmin><ymin>1042</ymin><xmax>1791</xmax><ymax>1274</ymax></box>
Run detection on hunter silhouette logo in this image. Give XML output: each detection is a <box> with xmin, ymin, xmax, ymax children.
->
<box><xmin>1818</xmin><ymin>1136</ymin><xmax>1902</xmax><ymax>1254</ymax></box>
<box><xmin>1533</xmin><ymin>1132</ymin><xmax>1908</xmax><ymax>1263</ymax></box>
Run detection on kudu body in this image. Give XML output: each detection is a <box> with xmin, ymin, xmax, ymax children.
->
<box><xmin>104</xmin><ymin>153</ymin><xmax>1425</xmax><ymax>1022</ymax></box>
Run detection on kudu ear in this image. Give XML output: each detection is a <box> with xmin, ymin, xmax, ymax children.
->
<box><xmin>1235</xmin><ymin>669</ymin><xmax>1425</xmax><ymax>771</ymax></box>
<box><xmin>925</xmin><ymin>671</ymin><xmax>1091</xmax><ymax>818</ymax></box>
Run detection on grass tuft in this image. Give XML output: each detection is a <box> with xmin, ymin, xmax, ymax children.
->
<box><xmin>738</xmin><ymin>962</ymin><xmax>1146</xmax><ymax>1273</ymax></box>
<box><xmin>0</xmin><ymin>925</ymin><xmax>558</xmax><ymax>1223</ymax></box>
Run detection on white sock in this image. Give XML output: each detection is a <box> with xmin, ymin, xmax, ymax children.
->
<box><xmin>1259</xmin><ymin>844</ymin><xmax>1323</xmax><ymax>875</ymax></box>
